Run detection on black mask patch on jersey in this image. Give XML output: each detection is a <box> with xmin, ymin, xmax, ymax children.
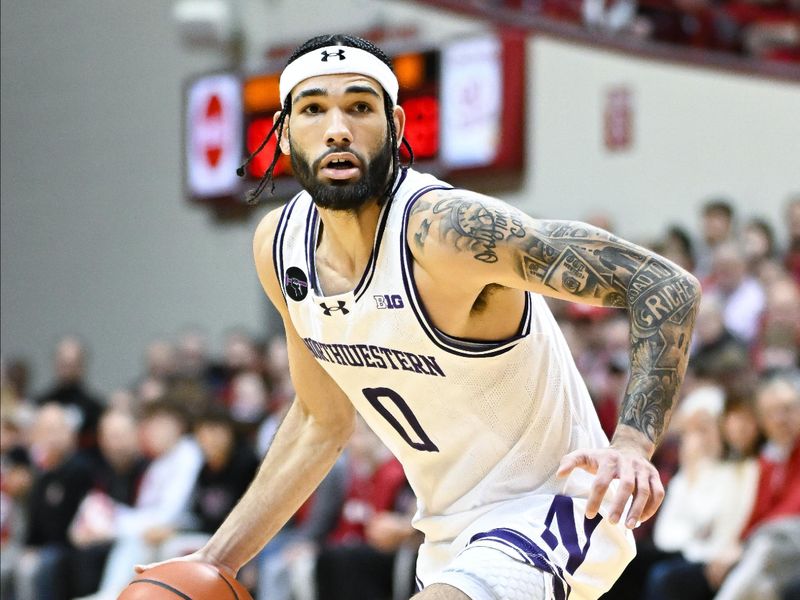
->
<box><xmin>285</xmin><ymin>267</ymin><xmax>309</xmax><ymax>301</ymax></box>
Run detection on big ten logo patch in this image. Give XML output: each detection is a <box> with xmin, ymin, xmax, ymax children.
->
<box><xmin>374</xmin><ymin>294</ymin><xmax>404</xmax><ymax>309</ymax></box>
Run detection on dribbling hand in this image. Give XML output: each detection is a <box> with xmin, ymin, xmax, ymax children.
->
<box><xmin>556</xmin><ymin>446</ymin><xmax>665</xmax><ymax>529</ymax></box>
<box><xmin>134</xmin><ymin>550</ymin><xmax>237</xmax><ymax>578</ymax></box>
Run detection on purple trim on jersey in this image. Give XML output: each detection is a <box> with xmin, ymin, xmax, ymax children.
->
<box><xmin>400</xmin><ymin>190</ymin><xmax>534</xmax><ymax>358</ymax></box>
<box><xmin>273</xmin><ymin>194</ymin><xmax>302</xmax><ymax>303</ymax></box>
<box><xmin>353</xmin><ymin>168</ymin><xmax>405</xmax><ymax>302</ymax></box>
<box><xmin>304</xmin><ymin>168</ymin><xmax>408</xmax><ymax>302</ymax></box>
<box><xmin>469</xmin><ymin>528</ymin><xmax>570</xmax><ymax>600</ymax></box>
<box><xmin>305</xmin><ymin>202</ymin><xmax>319</xmax><ymax>294</ymax></box>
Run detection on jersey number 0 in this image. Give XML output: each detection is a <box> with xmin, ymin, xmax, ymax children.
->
<box><xmin>362</xmin><ymin>387</ymin><xmax>439</xmax><ymax>453</ymax></box>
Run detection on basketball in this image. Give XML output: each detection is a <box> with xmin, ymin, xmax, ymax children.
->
<box><xmin>119</xmin><ymin>562</ymin><xmax>253</xmax><ymax>600</ymax></box>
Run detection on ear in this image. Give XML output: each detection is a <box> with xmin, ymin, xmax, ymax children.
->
<box><xmin>274</xmin><ymin>110</ymin><xmax>291</xmax><ymax>155</ymax></box>
<box><xmin>392</xmin><ymin>104</ymin><xmax>406</xmax><ymax>149</ymax></box>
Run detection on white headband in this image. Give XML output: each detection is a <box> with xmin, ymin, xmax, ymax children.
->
<box><xmin>279</xmin><ymin>45</ymin><xmax>399</xmax><ymax>107</ymax></box>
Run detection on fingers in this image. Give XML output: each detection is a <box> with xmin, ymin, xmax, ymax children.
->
<box><xmin>557</xmin><ymin>452</ymin><xmax>597</xmax><ymax>478</ymax></box>
<box><xmin>639</xmin><ymin>471</ymin><xmax>665</xmax><ymax>523</ymax></box>
<box><xmin>608</xmin><ymin>459</ymin><xmax>635</xmax><ymax>525</ymax></box>
<box><xmin>621</xmin><ymin>468</ymin><xmax>650</xmax><ymax>528</ymax></box>
<box><xmin>585</xmin><ymin>458</ymin><xmax>617</xmax><ymax>519</ymax></box>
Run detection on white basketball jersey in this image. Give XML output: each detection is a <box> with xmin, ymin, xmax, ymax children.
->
<box><xmin>275</xmin><ymin>168</ymin><xmax>610</xmax><ymax>544</ymax></box>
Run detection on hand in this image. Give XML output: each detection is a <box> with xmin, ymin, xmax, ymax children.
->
<box><xmin>704</xmin><ymin>545</ymin><xmax>742</xmax><ymax>589</ymax></box>
<box><xmin>135</xmin><ymin>549</ymin><xmax>237</xmax><ymax>578</ymax></box>
<box><xmin>557</xmin><ymin>445</ymin><xmax>664</xmax><ymax>528</ymax></box>
<box><xmin>365</xmin><ymin>512</ymin><xmax>414</xmax><ymax>553</ymax></box>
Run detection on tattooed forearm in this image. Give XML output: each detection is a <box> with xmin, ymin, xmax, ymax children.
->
<box><xmin>515</xmin><ymin>221</ymin><xmax>700</xmax><ymax>447</ymax></box>
<box><xmin>618</xmin><ymin>271</ymin><xmax>698</xmax><ymax>446</ymax></box>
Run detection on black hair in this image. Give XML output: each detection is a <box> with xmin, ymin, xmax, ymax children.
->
<box><xmin>703</xmin><ymin>198</ymin><xmax>734</xmax><ymax>219</ymax></box>
<box><xmin>239</xmin><ymin>34</ymin><xmax>414</xmax><ymax>204</ymax></box>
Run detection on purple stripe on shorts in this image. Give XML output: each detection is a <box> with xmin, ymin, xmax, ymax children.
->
<box><xmin>469</xmin><ymin>528</ymin><xmax>570</xmax><ymax>600</ymax></box>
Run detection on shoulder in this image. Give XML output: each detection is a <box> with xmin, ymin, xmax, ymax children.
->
<box><xmin>253</xmin><ymin>204</ymin><xmax>292</xmax><ymax>308</ymax></box>
<box><xmin>406</xmin><ymin>186</ymin><xmax>525</xmax><ymax>280</ymax></box>
<box><xmin>253</xmin><ymin>205</ymin><xmax>288</xmax><ymax>259</ymax></box>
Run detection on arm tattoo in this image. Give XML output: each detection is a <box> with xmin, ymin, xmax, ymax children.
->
<box><xmin>413</xmin><ymin>192</ymin><xmax>700</xmax><ymax>447</ymax></box>
<box><xmin>423</xmin><ymin>195</ymin><xmax>526</xmax><ymax>263</ymax></box>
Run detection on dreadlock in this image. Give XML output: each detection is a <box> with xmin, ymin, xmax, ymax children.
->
<box><xmin>238</xmin><ymin>34</ymin><xmax>415</xmax><ymax>205</ymax></box>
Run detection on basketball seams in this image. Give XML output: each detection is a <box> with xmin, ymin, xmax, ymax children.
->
<box><xmin>216</xmin><ymin>570</ymin><xmax>240</xmax><ymax>600</ymax></box>
<box><xmin>124</xmin><ymin>563</ymin><xmax>247</xmax><ymax>600</ymax></box>
<box><xmin>128</xmin><ymin>579</ymin><xmax>194</xmax><ymax>600</ymax></box>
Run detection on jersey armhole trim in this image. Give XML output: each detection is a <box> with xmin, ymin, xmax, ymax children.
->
<box><xmin>272</xmin><ymin>192</ymin><xmax>303</xmax><ymax>304</ymax></box>
<box><xmin>400</xmin><ymin>188</ymin><xmax>532</xmax><ymax>358</ymax></box>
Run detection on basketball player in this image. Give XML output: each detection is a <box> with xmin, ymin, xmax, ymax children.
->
<box><xmin>139</xmin><ymin>34</ymin><xmax>701</xmax><ymax>599</ymax></box>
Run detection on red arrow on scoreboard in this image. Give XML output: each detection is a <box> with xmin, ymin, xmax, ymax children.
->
<box><xmin>203</xmin><ymin>93</ymin><xmax>223</xmax><ymax>168</ymax></box>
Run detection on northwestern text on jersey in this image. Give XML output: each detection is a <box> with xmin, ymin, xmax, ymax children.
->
<box><xmin>302</xmin><ymin>338</ymin><xmax>446</xmax><ymax>377</ymax></box>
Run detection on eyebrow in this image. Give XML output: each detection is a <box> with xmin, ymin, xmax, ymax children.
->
<box><xmin>293</xmin><ymin>84</ymin><xmax>381</xmax><ymax>103</ymax></box>
<box><xmin>294</xmin><ymin>87</ymin><xmax>327</xmax><ymax>102</ymax></box>
<box><xmin>343</xmin><ymin>85</ymin><xmax>381</xmax><ymax>99</ymax></box>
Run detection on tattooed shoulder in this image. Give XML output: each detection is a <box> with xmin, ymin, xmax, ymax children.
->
<box><xmin>410</xmin><ymin>190</ymin><xmax>527</xmax><ymax>264</ymax></box>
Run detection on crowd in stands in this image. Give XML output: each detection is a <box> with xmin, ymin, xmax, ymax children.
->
<box><xmin>483</xmin><ymin>0</ymin><xmax>800</xmax><ymax>61</ymax></box>
<box><xmin>1</xmin><ymin>194</ymin><xmax>798</xmax><ymax>600</ymax></box>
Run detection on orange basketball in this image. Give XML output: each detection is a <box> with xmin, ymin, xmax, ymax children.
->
<box><xmin>118</xmin><ymin>562</ymin><xmax>253</xmax><ymax>600</ymax></box>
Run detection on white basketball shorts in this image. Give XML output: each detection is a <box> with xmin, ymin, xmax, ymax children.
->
<box><xmin>415</xmin><ymin>493</ymin><xmax>636</xmax><ymax>600</ymax></box>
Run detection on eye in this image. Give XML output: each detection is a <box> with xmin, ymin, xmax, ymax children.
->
<box><xmin>302</xmin><ymin>103</ymin><xmax>322</xmax><ymax>115</ymax></box>
<box><xmin>353</xmin><ymin>102</ymin><xmax>372</xmax><ymax>113</ymax></box>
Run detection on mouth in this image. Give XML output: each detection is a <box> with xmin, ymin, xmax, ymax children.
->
<box><xmin>319</xmin><ymin>152</ymin><xmax>362</xmax><ymax>181</ymax></box>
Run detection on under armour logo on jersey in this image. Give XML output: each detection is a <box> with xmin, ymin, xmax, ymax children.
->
<box><xmin>320</xmin><ymin>301</ymin><xmax>349</xmax><ymax>316</ymax></box>
<box><xmin>320</xmin><ymin>49</ymin><xmax>346</xmax><ymax>62</ymax></box>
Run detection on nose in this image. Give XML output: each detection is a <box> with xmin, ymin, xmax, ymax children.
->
<box><xmin>324</xmin><ymin>108</ymin><xmax>352</xmax><ymax>147</ymax></box>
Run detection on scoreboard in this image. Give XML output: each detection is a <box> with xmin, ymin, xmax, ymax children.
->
<box><xmin>184</xmin><ymin>32</ymin><xmax>525</xmax><ymax>206</ymax></box>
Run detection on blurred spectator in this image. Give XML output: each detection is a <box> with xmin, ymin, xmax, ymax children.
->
<box><xmin>134</xmin><ymin>340</ymin><xmax>178</xmax><ymax>403</ymax></box>
<box><xmin>1</xmin><ymin>357</ymin><xmax>33</xmax><ymax>413</ymax></box>
<box><xmin>583</xmin><ymin>0</ymin><xmax>639</xmax><ymax>33</ymax></box>
<box><xmin>0</xmin><ymin>412</ymin><xmax>33</xmax><ymax>600</ymax></box>
<box><xmin>314</xmin><ymin>418</ymin><xmax>410</xmax><ymax>600</ymax></box>
<box><xmin>645</xmin><ymin>373</ymin><xmax>800</xmax><ymax>600</ymax></box>
<box><xmin>660</xmin><ymin>225</ymin><xmax>696</xmax><ymax>273</ymax></box>
<box><xmin>37</xmin><ymin>336</ymin><xmax>104</xmax><ymax>451</ymax></box>
<box><xmin>262</xmin><ymin>336</ymin><xmax>295</xmax><ymax>413</ymax></box>
<box><xmin>690</xmin><ymin>295</ymin><xmax>749</xmax><ymax>379</ymax></box>
<box><xmin>754</xmin><ymin>277</ymin><xmax>800</xmax><ymax>373</ymax></box>
<box><xmin>229</xmin><ymin>371</ymin><xmax>269</xmax><ymax>427</ymax></box>
<box><xmin>68</xmin><ymin>409</ymin><xmax>147</xmax><ymax>597</ymax></box>
<box><xmin>643</xmin><ymin>389</ymin><xmax>761</xmax><ymax>599</ymax></box>
<box><xmin>151</xmin><ymin>405</ymin><xmax>259</xmax><ymax>561</ymax></box>
<box><xmin>258</xmin><ymin>456</ymin><xmax>347</xmax><ymax>600</ymax></box>
<box><xmin>13</xmin><ymin>403</ymin><xmax>93</xmax><ymax>600</ymax></box>
<box><xmin>170</xmin><ymin>328</ymin><xmax>215</xmax><ymax>419</ymax></box>
<box><xmin>78</xmin><ymin>399</ymin><xmax>203</xmax><ymax>600</ymax></box>
<box><xmin>695</xmin><ymin>199</ymin><xmax>736</xmax><ymax>279</ymax></box>
<box><xmin>176</xmin><ymin>328</ymin><xmax>211</xmax><ymax>381</ymax></box>
<box><xmin>742</xmin><ymin>217</ymin><xmax>777</xmax><ymax>277</ymax></box>
<box><xmin>704</xmin><ymin>242</ymin><xmax>766</xmax><ymax>344</ymax></box>
<box><xmin>784</xmin><ymin>195</ymin><xmax>800</xmax><ymax>284</ymax></box>
<box><xmin>711</xmin><ymin>374</ymin><xmax>800</xmax><ymax>600</ymax></box>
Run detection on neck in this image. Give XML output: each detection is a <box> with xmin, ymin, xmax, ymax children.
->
<box><xmin>315</xmin><ymin>199</ymin><xmax>383</xmax><ymax>288</ymax></box>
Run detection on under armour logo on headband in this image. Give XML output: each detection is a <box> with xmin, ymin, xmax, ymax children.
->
<box><xmin>320</xmin><ymin>49</ymin><xmax>346</xmax><ymax>62</ymax></box>
<box><xmin>280</xmin><ymin>45</ymin><xmax>399</xmax><ymax>105</ymax></box>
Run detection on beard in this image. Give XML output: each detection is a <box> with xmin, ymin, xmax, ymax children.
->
<box><xmin>290</xmin><ymin>137</ymin><xmax>393</xmax><ymax>212</ymax></box>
